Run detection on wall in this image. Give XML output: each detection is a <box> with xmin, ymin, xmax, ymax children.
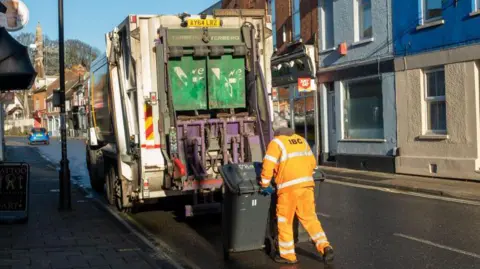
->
<box><xmin>393</xmin><ymin>0</ymin><xmax>480</xmax><ymax>56</ymax></box>
<box><xmin>33</xmin><ymin>91</ymin><xmax>46</xmax><ymax>111</ymax></box>
<box><xmin>333</xmin><ymin>72</ymin><xmax>397</xmax><ymax>156</ymax></box>
<box><xmin>318</xmin><ymin>0</ymin><xmax>393</xmax><ymax>67</ymax></box>
<box><xmin>222</xmin><ymin>0</ymin><xmax>266</xmax><ymax>9</ymax></box>
<box><xmin>395</xmin><ymin>46</ymin><xmax>480</xmax><ymax>180</ymax></box>
<box><xmin>272</xmin><ymin>0</ymin><xmax>319</xmax><ymax>49</ymax></box>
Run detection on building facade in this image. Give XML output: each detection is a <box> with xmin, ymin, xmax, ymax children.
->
<box><xmin>393</xmin><ymin>0</ymin><xmax>480</xmax><ymax>180</ymax></box>
<box><xmin>316</xmin><ymin>0</ymin><xmax>396</xmax><ymax>173</ymax></box>
<box><xmin>200</xmin><ymin>1</ymin><xmax>222</xmax><ymax>15</ymax></box>
<box><xmin>269</xmin><ymin>0</ymin><xmax>322</xmax><ymax>159</ymax></box>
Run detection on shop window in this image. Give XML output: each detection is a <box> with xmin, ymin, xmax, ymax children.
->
<box><xmin>320</xmin><ymin>0</ymin><xmax>335</xmax><ymax>49</ymax></box>
<box><xmin>422</xmin><ymin>0</ymin><xmax>442</xmax><ymax>23</ymax></box>
<box><xmin>292</xmin><ymin>0</ymin><xmax>301</xmax><ymax>41</ymax></box>
<box><xmin>424</xmin><ymin>68</ymin><xmax>446</xmax><ymax>134</ymax></box>
<box><xmin>354</xmin><ymin>0</ymin><xmax>372</xmax><ymax>41</ymax></box>
<box><xmin>343</xmin><ymin>77</ymin><xmax>384</xmax><ymax>139</ymax></box>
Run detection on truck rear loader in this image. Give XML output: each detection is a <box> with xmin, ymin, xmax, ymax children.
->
<box><xmin>86</xmin><ymin>10</ymin><xmax>274</xmax><ymax>216</ymax></box>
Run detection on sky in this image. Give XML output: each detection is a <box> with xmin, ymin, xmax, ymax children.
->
<box><xmin>13</xmin><ymin>0</ymin><xmax>220</xmax><ymax>51</ymax></box>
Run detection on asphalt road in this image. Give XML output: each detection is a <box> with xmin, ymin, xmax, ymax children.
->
<box><xmin>8</xmin><ymin>137</ymin><xmax>480</xmax><ymax>269</ymax></box>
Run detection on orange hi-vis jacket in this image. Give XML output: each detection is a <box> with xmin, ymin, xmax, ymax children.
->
<box><xmin>260</xmin><ymin>133</ymin><xmax>316</xmax><ymax>194</ymax></box>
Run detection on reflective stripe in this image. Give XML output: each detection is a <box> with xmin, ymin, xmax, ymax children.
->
<box><xmin>312</xmin><ymin>232</ymin><xmax>326</xmax><ymax>241</ymax></box>
<box><xmin>316</xmin><ymin>239</ymin><xmax>329</xmax><ymax>246</ymax></box>
<box><xmin>287</xmin><ymin>150</ymin><xmax>313</xmax><ymax>159</ymax></box>
<box><xmin>277</xmin><ymin>176</ymin><xmax>314</xmax><ymax>189</ymax></box>
<box><xmin>261</xmin><ymin>178</ymin><xmax>271</xmax><ymax>185</ymax></box>
<box><xmin>272</xmin><ymin>138</ymin><xmax>287</xmax><ymax>162</ymax></box>
<box><xmin>278</xmin><ymin>216</ymin><xmax>287</xmax><ymax>223</ymax></box>
<box><xmin>264</xmin><ymin>154</ymin><xmax>278</xmax><ymax>163</ymax></box>
<box><xmin>279</xmin><ymin>249</ymin><xmax>296</xmax><ymax>255</ymax></box>
<box><xmin>278</xmin><ymin>240</ymin><xmax>294</xmax><ymax>247</ymax></box>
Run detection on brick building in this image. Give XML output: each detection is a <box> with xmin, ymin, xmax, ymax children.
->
<box><xmin>269</xmin><ymin>0</ymin><xmax>321</xmax><ymax>160</ymax></box>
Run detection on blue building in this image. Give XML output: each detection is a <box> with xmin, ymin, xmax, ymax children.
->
<box><xmin>393</xmin><ymin>0</ymin><xmax>480</xmax><ymax>180</ymax></box>
<box><xmin>317</xmin><ymin>0</ymin><xmax>397</xmax><ymax>173</ymax></box>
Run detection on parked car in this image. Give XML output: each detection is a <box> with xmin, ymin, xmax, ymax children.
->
<box><xmin>28</xmin><ymin>128</ymin><xmax>50</xmax><ymax>145</ymax></box>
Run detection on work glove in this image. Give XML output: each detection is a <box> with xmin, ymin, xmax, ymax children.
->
<box><xmin>260</xmin><ymin>185</ymin><xmax>274</xmax><ymax>196</ymax></box>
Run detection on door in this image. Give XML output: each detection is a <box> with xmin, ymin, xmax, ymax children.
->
<box><xmin>293</xmin><ymin>85</ymin><xmax>316</xmax><ymax>148</ymax></box>
<box><xmin>326</xmin><ymin>85</ymin><xmax>337</xmax><ymax>156</ymax></box>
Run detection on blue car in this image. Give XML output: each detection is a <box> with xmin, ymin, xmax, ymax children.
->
<box><xmin>28</xmin><ymin>128</ymin><xmax>50</xmax><ymax>145</ymax></box>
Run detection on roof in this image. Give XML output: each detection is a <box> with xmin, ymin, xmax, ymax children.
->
<box><xmin>46</xmin><ymin>68</ymin><xmax>86</xmax><ymax>97</ymax></box>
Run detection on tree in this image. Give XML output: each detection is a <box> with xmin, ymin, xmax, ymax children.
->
<box><xmin>14</xmin><ymin>33</ymin><xmax>100</xmax><ymax>76</ymax></box>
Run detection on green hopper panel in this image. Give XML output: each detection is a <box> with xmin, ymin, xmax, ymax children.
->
<box><xmin>207</xmin><ymin>55</ymin><xmax>246</xmax><ymax>109</ymax></box>
<box><xmin>168</xmin><ymin>56</ymin><xmax>207</xmax><ymax>111</ymax></box>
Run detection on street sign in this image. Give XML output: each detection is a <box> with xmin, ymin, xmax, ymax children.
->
<box><xmin>0</xmin><ymin>0</ymin><xmax>29</xmax><ymax>32</ymax></box>
<box><xmin>0</xmin><ymin>162</ymin><xmax>29</xmax><ymax>223</ymax></box>
<box><xmin>297</xmin><ymin>78</ymin><xmax>316</xmax><ymax>92</ymax></box>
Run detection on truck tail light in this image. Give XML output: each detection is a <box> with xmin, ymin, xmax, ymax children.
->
<box><xmin>173</xmin><ymin>158</ymin><xmax>186</xmax><ymax>177</ymax></box>
<box><xmin>131</xmin><ymin>15</ymin><xmax>137</xmax><ymax>24</ymax></box>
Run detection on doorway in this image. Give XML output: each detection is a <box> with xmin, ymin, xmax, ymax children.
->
<box><xmin>326</xmin><ymin>83</ymin><xmax>337</xmax><ymax>157</ymax></box>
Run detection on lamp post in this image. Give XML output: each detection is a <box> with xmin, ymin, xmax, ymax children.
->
<box><xmin>58</xmin><ymin>0</ymin><xmax>71</xmax><ymax>211</ymax></box>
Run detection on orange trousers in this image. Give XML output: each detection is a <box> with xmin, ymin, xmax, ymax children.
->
<box><xmin>276</xmin><ymin>187</ymin><xmax>331</xmax><ymax>261</ymax></box>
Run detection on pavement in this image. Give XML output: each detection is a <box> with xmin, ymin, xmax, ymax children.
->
<box><xmin>0</xmin><ymin>141</ymin><xmax>181</xmax><ymax>269</ymax></box>
<box><xmin>320</xmin><ymin>166</ymin><xmax>480</xmax><ymax>202</ymax></box>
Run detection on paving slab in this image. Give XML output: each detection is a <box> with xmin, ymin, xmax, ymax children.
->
<box><xmin>0</xmin><ymin>143</ymin><xmax>182</xmax><ymax>269</ymax></box>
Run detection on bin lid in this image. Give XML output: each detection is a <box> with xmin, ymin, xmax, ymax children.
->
<box><xmin>219</xmin><ymin>162</ymin><xmax>264</xmax><ymax>195</ymax></box>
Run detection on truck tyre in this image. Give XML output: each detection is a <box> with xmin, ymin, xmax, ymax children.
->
<box><xmin>105</xmin><ymin>164</ymin><xmax>116</xmax><ymax>206</ymax></box>
<box><xmin>88</xmin><ymin>149</ymin><xmax>105</xmax><ymax>193</ymax></box>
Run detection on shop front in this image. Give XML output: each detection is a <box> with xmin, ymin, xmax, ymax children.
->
<box><xmin>271</xmin><ymin>43</ymin><xmax>320</xmax><ymax>159</ymax></box>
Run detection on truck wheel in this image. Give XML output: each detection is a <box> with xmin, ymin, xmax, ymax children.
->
<box><xmin>105</xmin><ymin>165</ymin><xmax>116</xmax><ymax>206</ymax></box>
<box><xmin>88</xmin><ymin>150</ymin><xmax>105</xmax><ymax>193</ymax></box>
<box><xmin>115</xmin><ymin>178</ymin><xmax>135</xmax><ymax>213</ymax></box>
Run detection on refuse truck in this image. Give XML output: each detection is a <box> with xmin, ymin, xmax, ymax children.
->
<box><xmin>85</xmin><ymin>9</ymin><xmax>274</xmax><ymax>215</ymax></box>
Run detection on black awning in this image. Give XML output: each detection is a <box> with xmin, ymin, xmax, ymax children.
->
<box><xmin>0</xmin><ymin>27</ymin><xmax>37</xmax><ymax>90</ymax></box>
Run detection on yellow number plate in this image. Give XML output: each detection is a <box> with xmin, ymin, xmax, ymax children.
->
<box><xmin>187</xmin><ymin>19</ymin><xmax>221</xmax><ymax>27</ymax></box>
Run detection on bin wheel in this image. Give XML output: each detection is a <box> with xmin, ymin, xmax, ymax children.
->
<box><xmin>223</xmin><ymin>246</ymin><xmax>230</xmax><ymax>260</ymax></box>
<box><xmin>265</xmin><ymin>236</ymin><xmax>277</xmax><ymax>259</ymax></box>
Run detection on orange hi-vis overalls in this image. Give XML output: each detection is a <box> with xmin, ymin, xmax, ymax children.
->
<box><xmin>261</xmin><ymin>133</ymin><xmax>331</xmax><ymax>262</ymax></box>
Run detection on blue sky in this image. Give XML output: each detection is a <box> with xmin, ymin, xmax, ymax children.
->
<box><xmin>16</xmin><ymin>0</ymin><xmax>219</xmax><ymax>50</ymax></box>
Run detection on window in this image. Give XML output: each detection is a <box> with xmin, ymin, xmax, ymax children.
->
<box><xmin>321</xmin><ymin>0</ymin><xmax>335</xmax><ymax>49</ymax></box>
<box><xmin>354</xmin><ymin>0</ymin><xmax>372</xmax><ymax>41</ymax></box>
<box><xmin>270</xmin><ymin>0</ymin><xmax>277</xmax><ymax>48</ymax></box>
<box><xmin>476</xmin><ymin>0</ymin><xmax>480</xmax><ymax>10</ymax></box>
<box><xmin>292</xmin><ymin>0</ymin><xmax>301</xmax><ymax>41</ymax></box>
<box><xmin>424</xmin><ymin>68</ymin><xmax>446</xmax><ymax>134</ymax></box>
<box><xmin>423</xmin><ymin>0</ymin><xmax>442</xmax><ymax>22</ymax></box>
<box><xmin>343</xmin><ymin>77</ymin><xmax>384</xmax><ymax>139</ymax></box>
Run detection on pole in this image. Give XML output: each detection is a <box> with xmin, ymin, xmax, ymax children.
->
<box><xmin>58</xmin><ymin>0</ymin><xmax>71</xmax><ymax>211</ymax></box>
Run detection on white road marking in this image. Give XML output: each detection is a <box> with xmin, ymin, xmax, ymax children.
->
<box><xmin>393</xmin><ymin>233</ymin><xmax>480</xmax><ymax>259</ymax></box>
<box><xmin>325</xmin><ymin>180</ymin><xmax>480</xmax><ymax>206</ymax></box>
<box><xmin>317</xmin><ymin>212</ymin><xmax>331</xmax><ymax>218</ymax></box>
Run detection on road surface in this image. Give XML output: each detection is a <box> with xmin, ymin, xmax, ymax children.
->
<box><xmin>8</xmin><ymin>137</ymin><xmax>480</xmax><ymax>269</ymax></box>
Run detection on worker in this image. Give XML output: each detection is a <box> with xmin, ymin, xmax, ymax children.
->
<box><xmin>259</xmin><ymin>117</ymin><xmax>334</xmax><ymax>265</ymax></box>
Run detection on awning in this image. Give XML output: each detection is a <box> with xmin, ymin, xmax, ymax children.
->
<box><xmin>0</xmin><ymin>27</ymin><xmax>37</xmax><ymax>90</ymax></box>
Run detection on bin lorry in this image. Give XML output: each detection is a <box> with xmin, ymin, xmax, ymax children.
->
<box><xmin>86</xmin><ymin>9</ymin><xmax>274</xmax><ymax>215</ymax></box>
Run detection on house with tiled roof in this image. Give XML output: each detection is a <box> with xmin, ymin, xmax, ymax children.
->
<box><xmin>45</xmin><ymin>66</ymin><xmax>86</xmax><ymax>136</ymax></box>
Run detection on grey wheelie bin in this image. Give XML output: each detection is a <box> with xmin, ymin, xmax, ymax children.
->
<box><xmin>219</xmin><ymin>162</ymin><xmax>271</xmax><ymax>260</ymax></box>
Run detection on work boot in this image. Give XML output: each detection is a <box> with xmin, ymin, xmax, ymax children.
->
<box><xmin>322</xmin><ymin>246</ymin><xmax>334</xmax><ymax>265</ymax></box>
<box><xmin>274</xmin><ymin>255</ymin><xmax>299</xmax><ymax>264</ymax></box>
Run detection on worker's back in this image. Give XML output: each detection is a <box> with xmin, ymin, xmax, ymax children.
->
<box><xmin>262</xmin><ymin>127</ymin><xmax>316</xmax><ymax>194</ymax></box>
